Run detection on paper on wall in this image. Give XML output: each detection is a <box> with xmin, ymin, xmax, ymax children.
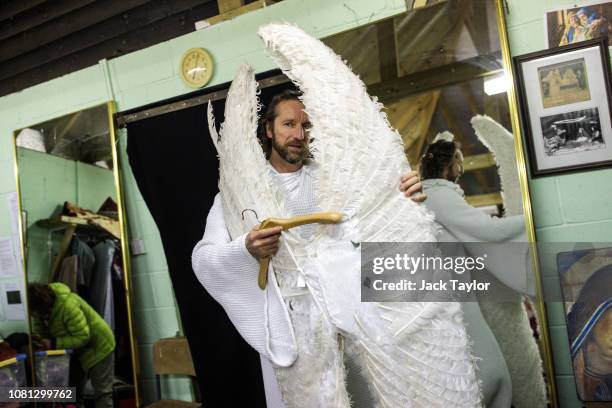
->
<box><xmin>0</xmin><ymin>237</ymin><xmax>18</xmax><ymax>278</ymax></box>
<box><xmin>6</xmin><ymin>193</ymin><xmax>24</xmax><ymax>269</ymax></box>
<box><xmin>3</xmin><ymin>282</ymin><xmax>25</xmax><ymax>321</ymax></box>
<box><xmin>7</xmin><ymin>192</ymin><xmax>20</xmax><ymax>236</ymax></box>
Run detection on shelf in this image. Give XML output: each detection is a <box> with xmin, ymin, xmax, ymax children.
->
<box><xmin>37</xmin><ymin>214</ymin><xmax>120</xmax><ymax>239</ymax></box>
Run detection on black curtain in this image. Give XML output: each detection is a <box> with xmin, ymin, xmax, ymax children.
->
<box><xmin>125</xmin><ymin>104</ymin><xmax>266</xmax><ymax>407</ymax></box>
<box><xmin>123</xmin><ymin>78</ymin><xmax>295</xmax><ymax>406</ymax></box>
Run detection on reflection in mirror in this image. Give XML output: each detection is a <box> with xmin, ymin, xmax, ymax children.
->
<box><xmin>321</xmin><ymin>1</ymin><xmax>549</xmax><ymax>406</ymax></box>
<box><xmin>14</xmin><ymin>103</ymin><xmax>138</xmax><ymax>405</ymax></box>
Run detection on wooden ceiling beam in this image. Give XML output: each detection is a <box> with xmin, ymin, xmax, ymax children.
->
<box><xmin>396</xmin><ymin>0</ymin><xmax>469</xmax><ymax>76</ymax></box>
<box><xmin>0</xmin><ymin>0</ymin><xmax>153</xmax><ymax>63</ymax></box>
<box><xmin>437</xmin><ymin>97</ymin><xmax>463</xmax><ymax>141</ymax></box>
<box><xmin>324</xmin><ymin>26</ymin><xmax>376</xmax><ymax>62</ymax></box>
<box><xmin>368</xmin><ymin>54</ymin><xmax>502</xmax><ymax>104</ymax></box>
<box><xmin>205</xmin><ymin>0</ymin><xmax>275</xmax><ymax>26</ymax></box>
<box><xmin>376</xmin><ymin>19</ymin><xmax>398</xmax><ymax>81</ymax></box>
<box><xmin>217</xmin><ymin>0</ymin><xmax>244</xmax><ymax>14</ymax></box>
<box><xmin>463</xmin><ymin>153</ymin><xmax>495</xmax><ymax>171</ymax></box>
<box><xmin>388</xmin><ymin>99</ymin><xmax>422</xmax><ymax>133</ymax></box>
<box><xmin>460</xmin><ymin>82</ymin><xmax>481</xmax><ymax>117</ymax></box>
<box><xmin>0</xmin><ymin>0</ymin><xmax>96</xmax><ymax>42</ymax></box>
<box><xmin>0</xmin><ymin>0</ymin><xmax>212</xmax><ymax>81</ymax></box>
<box><xmin>346</xmin><ymin>28</ymin><xmax>378</xmax><ymax>81</ymax></box>
<box><xmin>404</xmin><ymin>91</ymin><xmax>440</xmax><ymax>166</ymax></box>
<box><xmin>0</xmin><ymin>1</ymin><xmax>218</xmax><ymax>96</ymax></box>
<box><xmin>0</xmin><ymin>0</ymin><xmax>47</xmax><ymax>22</ymax></box>
<box><xmin>464</xmin><ymin>0</ymin><xmax>491</xmax><ymax>56</ymax></box>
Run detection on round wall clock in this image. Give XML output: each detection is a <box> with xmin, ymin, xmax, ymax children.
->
<box><xmin>179</xmin><ymin>47</ymin><xmax>214</xmax><ymax>88</ymax></box>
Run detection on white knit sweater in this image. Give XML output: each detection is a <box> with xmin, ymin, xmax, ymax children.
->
<box><xmin>191</xmin><ymin>192</ymin><xmax>297</xmax><ymax>367</ymax></box>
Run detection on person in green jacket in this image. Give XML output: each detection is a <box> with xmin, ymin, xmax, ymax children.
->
<box><xmin>28</xmin><ymin>282</ymin><xmax>115</xmax><ymax>408</ymax></box>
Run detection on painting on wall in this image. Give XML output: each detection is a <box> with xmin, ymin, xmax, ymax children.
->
<box><xmin>514</xmin><ymin>37</ymin><xmax>612</xmax><ymax>176</ymax></box>
<box><xmin>538</xmin><ymin>57</ymin><xmax>591</xmax><ymax>108</ymax></box>
<box><xmin>545</xmin><ymin>1</ymin><xmax>612</xmax><ymax>48</ymax></box>
<box><xmin>558</xmin><ymin>246</ymin><xmax>612</xmax><ymax>401</ymax></box>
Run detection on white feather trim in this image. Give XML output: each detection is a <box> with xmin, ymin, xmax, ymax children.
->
<box><xmin>214</xmin><ymin>64</ymin><xmax>287</xmax><ymax>238</ymax></box>
<box><xmin>471</xmin><ymin>115</ymin><xmax>547</xmax><ymax>407</ymax></box>
<box><xmin>257</xmin><ymin>22</ymin><xmax>438</xmax><ymax>244</ymax></box>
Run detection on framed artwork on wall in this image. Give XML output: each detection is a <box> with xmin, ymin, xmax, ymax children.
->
<box><xmin>558</xmin><ymin>246</ymin><xmax>612</xmax><ymax>402</ymax></box>
<box><xmin>514</xmin><ymin>37</ymin><xmax>612</xmax><ymax>177</ymax></box>
<box><xmin>545</xmin><ymin>1</ymin><xmax>612</xmax><ymax>48</ymax></box>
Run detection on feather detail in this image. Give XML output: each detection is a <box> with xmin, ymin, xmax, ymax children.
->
<box><xmin>215</xmin><ymin>64</ymin><xmax>287</xmax><ymax>237</ymax></box>
<box><xmin>257</xmin><ymin>22</ymin><xmax>480</xmax><ymax>407</ymax></box>
<box><xmin>207</xmin><ymin>101</ymin><xmax>219</xmax><ymax>151</ymax></box>
<box><xmin>470</xmin><ymin>115</ymin><xmax>522</xmax><ymax>216</ymax></box>
<box><xmin>471</xmin><ymin>115</ymin><xmax>547</xmax><ymax>408</ymax></box>
<box><xmin>216</xmin><ymin>23</ymin><xmax>481</xmax><ymax>407</ymax></box>
<box><xmin>257</xmin><ymin>22</ymin><xmax>437</xmax><ymax>243</ymax></box>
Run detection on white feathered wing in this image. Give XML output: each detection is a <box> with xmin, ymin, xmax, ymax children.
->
<box><xmin>212</xmin><ymin>22</ymin><xmax>481</xmax><ymax>407</ymax></box>
<box><xmin>471</xmin><ymin>115</ymin><xmax>547</xmax><ymax>408</ymax></box>
<box><xmin>258</xmin><ymin>23</ymin><xmax>438</xmax><ymax>243</ymax></box>
<box><xmin>209</xmin><ymin>64</ymin><xmax>288</xmax><ymax>238</ymax></box>
<box><xmin>258</xmin><ymin>23</ymin><xmax>480</xmax><ymax>407</ymax></box>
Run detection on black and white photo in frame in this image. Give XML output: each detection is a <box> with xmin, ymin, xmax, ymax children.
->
<box><xmin>540</xmin><ymin>108</ymin><xmax>604</xmax><ymax>157</ymax></box>
<box><xmin>515</xmin><ymin>37</ymin><xmax>612</xmax><ymax>176</ymax></box>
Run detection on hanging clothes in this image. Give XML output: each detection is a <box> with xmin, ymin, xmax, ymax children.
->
<box><xmin>90</xmin><ymin>240</ymin><xmax>116</xmax><ymax>330</ymax></box>
<box><xmin>70</xmin><ymin>236</ymin><xmax>96</xmax><ymax>289</ymax></box>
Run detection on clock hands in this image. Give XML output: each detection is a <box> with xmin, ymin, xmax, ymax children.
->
<box><xmin>192</xmin><ymin>55</ymin><xmax>199</xmax><ymax>80</ymax></box>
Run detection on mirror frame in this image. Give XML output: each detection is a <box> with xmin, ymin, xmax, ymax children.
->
<box><xmin>495</xmin><ymin>0</ymin><xmax>558</xmax><ymax>405</ymax></box>
<box><xmin>323</xmin><ymin>2</ymin><xmax>561</xmax><ymax>405</ymax></box>
<box><xmin>11</xmin><ymin>100</ymin><xmax>141</xmax><ymax>402</ymax></box>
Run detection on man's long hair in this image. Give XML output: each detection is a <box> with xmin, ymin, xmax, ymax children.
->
<box><xmin>257</xmin><ymin>89</ymin><xmax>302</xmax><ymax>159</ymax></box>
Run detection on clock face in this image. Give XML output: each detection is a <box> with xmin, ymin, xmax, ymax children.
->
<box><xmin>180</xmin><ymin>48</ymin><xmax>214</xmax><ymax>88</ymax></box>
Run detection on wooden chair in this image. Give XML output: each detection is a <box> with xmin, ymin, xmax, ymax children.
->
<box><xmin>147</xmin><ymin>337</ymin><xmax>201</xmax><ymax>408</ymax></box>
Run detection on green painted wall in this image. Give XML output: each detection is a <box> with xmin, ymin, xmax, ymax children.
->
<box><xmin>0</xmin><ymin>0</ymin><xmax>408</xmax><ymax>401</ymax></box>
<box><xmin>2</xmin><ymin>0</ymin><xmax>599</xmax><ymax>404</ymax></box>
<box><xmin>505</xmin><ymin>1</ymin><xmax>612</xmax><ymax>407</ymax></box>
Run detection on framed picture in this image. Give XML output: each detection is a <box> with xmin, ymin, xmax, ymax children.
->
<box><xmin>545</xmin><ymin>1</ymin><xmax>612</xmax><ymax>48</ymax></box>
<box><xmin>557</xmin><ymin>246</ymin><xmax>612</xmax><ymax>402</ymax></box>
<box><xmin>514</xmin><ymin>37</ymin><xmax>612</xmax><ymax>177</ymax></box>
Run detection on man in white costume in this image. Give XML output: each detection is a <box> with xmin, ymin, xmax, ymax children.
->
<box><xmin>193</xmin><ymin>23</ymin><xmax>482</xmax><ymax>407</ymax></box>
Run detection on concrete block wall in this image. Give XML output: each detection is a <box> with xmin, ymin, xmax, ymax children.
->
<box><xmin>505</xmin><ymin>1</ymin><xmax>612</xmax><ymax>406</ymax></box>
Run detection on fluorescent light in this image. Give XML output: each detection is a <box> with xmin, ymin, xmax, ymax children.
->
<box><xmin>484</xmin><ymin>74</ymin><xmax>509</xmax><ymax>96</ymax></box>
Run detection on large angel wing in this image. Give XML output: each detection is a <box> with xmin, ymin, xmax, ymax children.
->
<box><xmin>471</xmin><ymin>115</ymin><xmax>522</xmax><ymax>216</ymax></box>
<box><xmin>258</xmin><ymin>23</ymin><xmax>480</xmax><ymax>407</ymax></box>
<box><xmin>471</xmin><ymin>115</ymin><xmax>547</xmax><ymax>408</ymax></box>
<box><xmin>258</xmin><ymin>23</ymin><xmax>437</xmax><ymax>243</ymax></box>
<box><xmin>209</xmin><ymin>64</ymin><xmax>287</xmax><ymax>238</ymax></box>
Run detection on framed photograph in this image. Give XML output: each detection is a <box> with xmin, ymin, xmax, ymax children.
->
<box><xmin>538</xmin><ymin>58</ymin><xmax>591</xmax><ymax>108</ymax></box>
<box><xmin>545</xmin><ymin>1</ymin><xmax>612</xmax><ymax>48</ymax></box>
<box><xmin>557</xmin><ymin>247</ymin><xmax>612</xmax><ymax>401</ymax></box>
<box><xmin>514</xmin><ymin>37</ymin><xmax>612</xmax><ymax>177</ymax></box>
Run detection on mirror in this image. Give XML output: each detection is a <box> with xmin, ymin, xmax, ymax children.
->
<box><xmin>117</xmin><ymin>1</ymin><xmax>555</xmax><ymax>406</ymax></box>
<box><xmin>319</xmin><ymin>0</ymin><xmax>553</xmax><ymax>406</ymax></box>
<box><xmin>12</xmin><ymin>102</ymin><xmax>139</xmax><ymax>405</ymax></box>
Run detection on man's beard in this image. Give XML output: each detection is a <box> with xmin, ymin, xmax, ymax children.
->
<box><xmin>271</xmin><ymin>134</ymin><xmax>308</xmax><ymax>164</ymax></box>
